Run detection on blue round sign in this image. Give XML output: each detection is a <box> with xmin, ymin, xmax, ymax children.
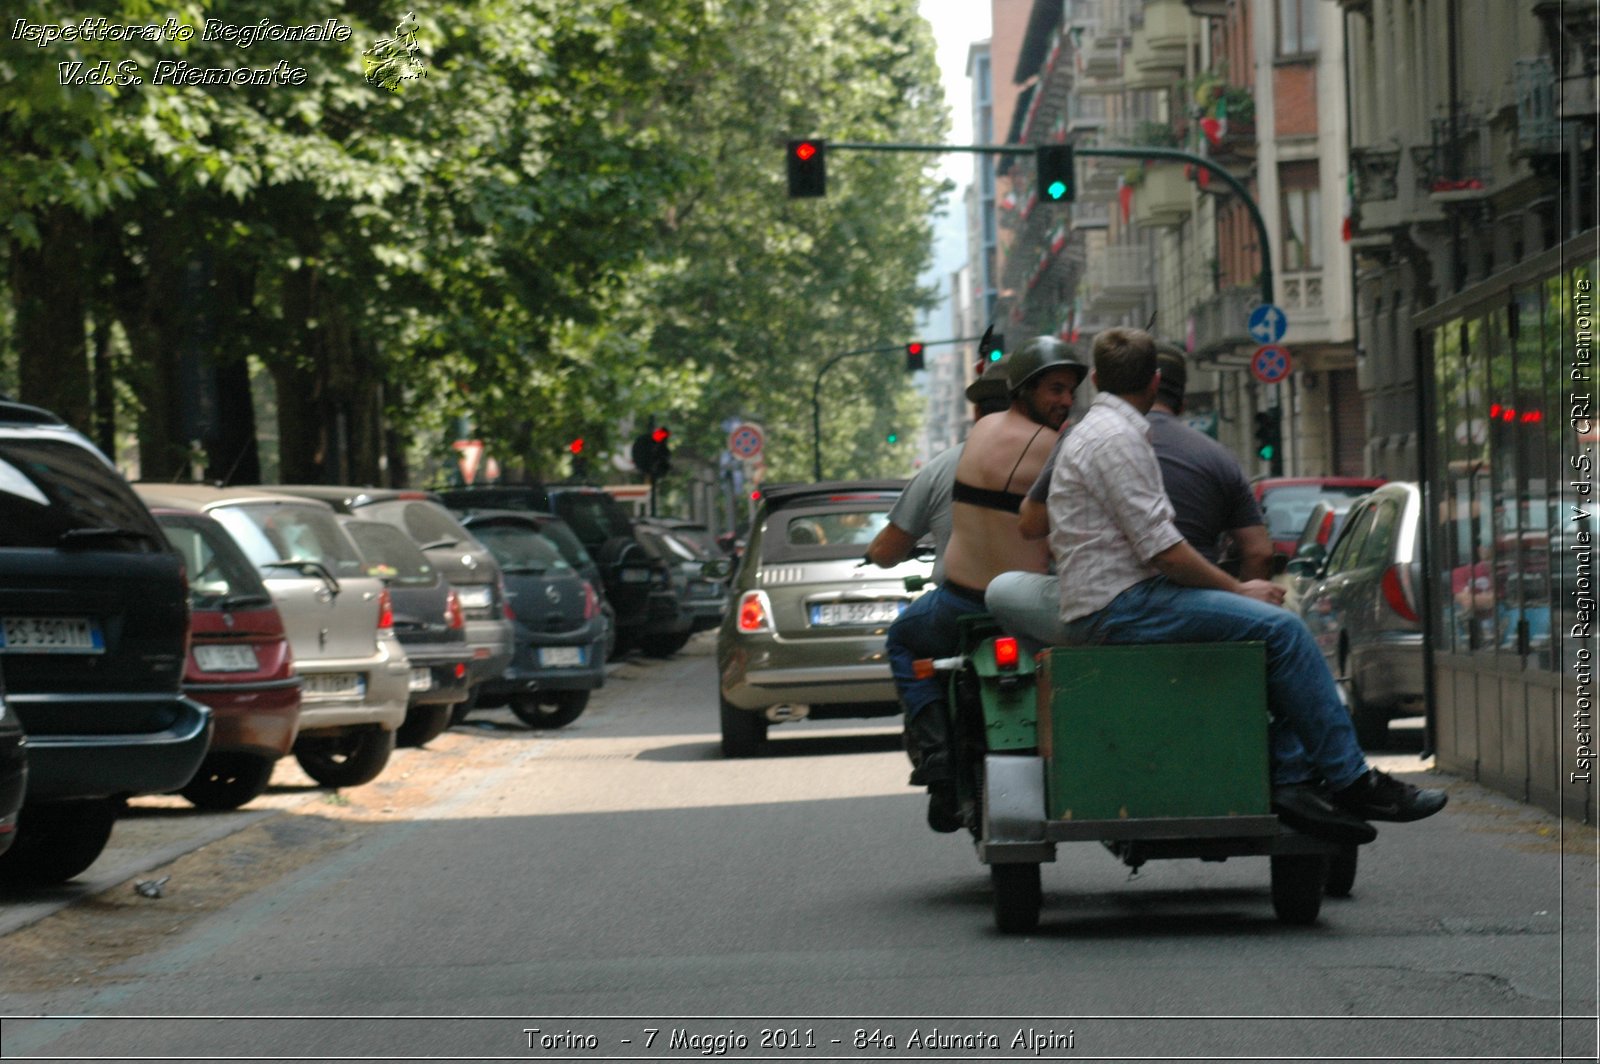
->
<box><xmin>1248</xmin><ymin>303</ymin><xmax>1288</xmax><ymax>345</ymax></box>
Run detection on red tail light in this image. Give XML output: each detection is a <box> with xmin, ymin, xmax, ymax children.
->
<box><xmin>500</xmin><ymin>577</ymin><xmax>515</xmax><ymax>621</ymax></box>
<box><xmin>993</xmin><ymin>636</ymin><xmax>1020</xmax><ymax>669</ymax></box>
<box><xmin>1381</xmin><ymin>565</ymin><xmax>1419</xmax><ymax>622</ymax></box>
<box><xmin>736</xmin><ymin>590</ymin><xmax>771</xmax><ymax>633</ymax></box>
<box><xmin>377</xmin><ymin>588</ymin><xmax>394</xmax><ymax>632</ymax></box>
<box><xmin>582</xmin><ymin>581</ymin><xmax>600</xmax><ymax>620</ymax></box>
<box><xmin>445</xmin><ymin>589</ymin><xmax>465</xmax><ymax>630</ymax></box>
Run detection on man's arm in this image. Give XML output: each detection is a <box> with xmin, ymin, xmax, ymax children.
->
<box><xmin>865</xmin><ymin>522</ymin><xmax>920</xmax><ymax>568</ymax></box>
<box><xmin>1152</xmin><ymin>539</ymin><xmax>1285</xmax><ymax>605</ymax></box>
<box><xmin>1018</xmin><ymin>498</ymin><xmax>1049</xmax><ymax>540</ymax></box>
<box><xmin>1227</xmin><ymin>524</ymin><xmax>1274</xmax><ymax>581</ymax></box>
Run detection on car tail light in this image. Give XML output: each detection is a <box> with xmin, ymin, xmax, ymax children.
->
<box><xmin>377</xmin><ymin>588</ymin><xmax>394</xmax><ymax>632</ymax></box>
<box><xmin>993</xmin><ymin>636</ymin><xmax>1020</xmax><ymax>669</ymax></box>
<box><xmin>1381</xmin><ymin>565</ymin><xmax>1419</xmax><ymax>622</ymax></box>
<box><xmin>500</xmin><ymin>577</ymin><xmax>515</xmax><ymax>621</ymax></box>
<box><xmin>454</xmin><ymin>663</ymin><xmax>467</xmax><ymax>679</ymax></box>
<box><xmin>1318</xmin><ymin>510</ymin><xmax>1335</xmax><ymax>545</ymax></box>
<box><xmin>582</xmin><ymin>581</ymin><xmax>600</xmax><ymax>620</ymax></box>
<box><xmin>445</xmin><ymin>589</ymin><xmax>465</xmax><ymax>630</ymax></box>
<box><xmin>736</xmin><ymin>590</ymin><xmax>771</xmax><ymax>633</ymax></box>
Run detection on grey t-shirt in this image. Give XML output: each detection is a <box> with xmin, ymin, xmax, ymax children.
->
<box><xmin>887</xmin><ymin>443</ymin><xmax>960</xmax><ymax>584</ymax></box>
<box><xmin>1030</xmin><ymin>411</ymin><xmax>1261</xmax><ymax>563</ymax></box>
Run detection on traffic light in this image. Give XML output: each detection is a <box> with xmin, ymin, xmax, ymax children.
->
<box><xmin>886</xmin><ymin>430</ymin><xmax>899</xmax><ymax>444</ymax></box>
<box><xmin>905</xmin><ymin>341</ymin><xmax>925</xmax><ymax>373</ymax></box>
<box><xmin>1254</xmin><ymin>408</ymin><xmax>1283</xmax><ymax>473</ymax></box>
<box><xmin>786</xmin><ymin>138</ymin><xmax>827</xmax><ymax>198</ymax></box>
<box><xmin>567</xmin><ymin>437</ymin><xmax>584</xmax><ymax>455</ymax></box>
<box><xmin>631</xmin><ymin>431</ymin><xmax>670</xmax><ymax>479</ymax></box>
<box><xmin>979</xmin><ymin>331</ymin><xmax>1005</xmax><ymax>363</ymax></box>
<box><xmin>1037</xmin><ymin>144</ymin><xmax>1075</xmax><ymax>203</ymax></box>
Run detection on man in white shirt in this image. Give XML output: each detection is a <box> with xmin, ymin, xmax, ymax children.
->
<box><xmin>1046</xmin><ymin>327</ymin><xmax>1446</xmax><ymax>834</ymax></box>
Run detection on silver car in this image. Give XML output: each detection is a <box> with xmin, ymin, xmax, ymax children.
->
<box><xmin>715</xmin><ymin>481</ymin><xmax>930</xmax><ymax>757</ymax></box>
<box><xmin>135</xmin><ymin>485</ymin><xmax>411</xmax><ymax>787</ymax></box>
<box><xmin>1296</xmin><ymin>482</ymin><xmax>1424</xmax><ymax>748</ymax></box>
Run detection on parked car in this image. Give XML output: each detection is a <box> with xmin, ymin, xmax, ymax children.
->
<box><xmin>266</xmin><ymin>487</ymin><xmax>514</xmax><ymax>704</ymax></box>
<box><xmin>135</xmin><ymin>485</ymin><xmax>410</xmax><ymax>788</ymax></box>
<box><xmin>714</xmin><ymin>480</ymin><xmax>930</xmax><ymax>757</ymax></box>
<box><xmin>151</xmin><ymin>507</ymin><xmax>303</xmax><ymax>810</ymax></box>
<box><xmin>438</xmin><ymin>484</ymin><xmax>690</xmax><ymax>657</ymax></box>
<box><xmin>1254</xmin><ymin>476</ymin><xmax>1386</xmax><ymax>561</ymax></box>
<box><xmin>1276</xmin><ymin>498</ymin><xmax>1357</xmax><ymax>613</ymax></box>
<box><xmin>339</xmin><ymin>518</ymin><xmax>472</xmax><ymax>747</ymax></box>
<box><xmin>0</xmin><ymin>402</ymin><xmax>211</xmax><ymax>886</ymax></box>
<box><xmin>0</xmin><ymin>678</ymin><xmax>26</xmax><ymax>861</ymax></box>
<box><xmin>636</xmin><ymin>518</ymin><xmax>730</xmax><ymax>634</ymax></box>
<box><xmin>453</xmin><ymin>511</ymin><xmax>608</xmax><ymax>728</ymax></box>
<box><xmin>1295</xmin><ymin>482</ymin><xmax>1424</xmax><ymax>748</ymax></box>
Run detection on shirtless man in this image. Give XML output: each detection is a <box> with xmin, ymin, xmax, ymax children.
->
<box><xmin>883</xmin><ymin>336</ymin><xmax>1085</xmax><ymax>832</ymax></box>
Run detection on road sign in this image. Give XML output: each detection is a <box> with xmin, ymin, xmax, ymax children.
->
<box><xmin>1250</xmin><ymin>345</ymin><xmax>1293</xmax><ymax>385</ymax></box>
<box><xmin>727</xmin><ymin>422</ymin><xmax>764</xmax><ymax>461</ymax></box>
<box><xmin>1248</xmin><ymin>303</ymin><xmax>1288</xmax><ymax>345</ymax></box>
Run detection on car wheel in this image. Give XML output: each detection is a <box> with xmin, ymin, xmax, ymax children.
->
<box><xmin>509</xmin><ymin>690</ymin><xmax>589</xmax><ymax>729</ymax></box>
<box><xmin>1270</xmin><ymin>852</ymin><xmax>1329</xmax><ymax>925</ymax></box>
<box><xmin>396</xmin><ymin>703</ymin><xmax>453</xmax><ymax>748</ymax></box>
<box><xmin>719</xmin><ymin>696</ymin><xmax>767</xmax><ymax>757</ymax></box>
<box><xmin>990</xmin><ymin>862</ymin><xmax>1042</xmax><ymax>934</ymax></box>
<box><xmin>180</xmin><ymin>753</ymin><xmax>276</xmax><ymax>811</ymax></box>
<box><xmin>294</xmin><ymin>727</ymin><xmax>396</xmax><ymax>788</ymax></box>
<box><xmin>1325</xmin><ymin>844</ymin><xmax>1359</xmax><ymax>898</ymax></box>
<box><xmin>0</xmin><ymin>798</ymin><xmax>120</xmax><ymax>887</ymax></box>
<box><xmin>636</xmin><ymin>632</ymin><xmax>691</xmax><ymax>658</ymax></box>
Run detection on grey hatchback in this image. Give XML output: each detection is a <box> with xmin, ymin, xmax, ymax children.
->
<box><xmin>1296</xmin><ymin>482</ymin><xmax>1424</xmax><ymax>748</ymax></box>
<box><xmin>715</xmin><ymin>481</ymin><xmax>930</xmax><ymax>757</ymax></box>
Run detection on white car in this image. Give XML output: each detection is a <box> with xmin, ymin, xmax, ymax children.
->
<box><xmin>135</xmin><ymin>485</ymin><xmax>411</xmax><ymax>788</ymax></box>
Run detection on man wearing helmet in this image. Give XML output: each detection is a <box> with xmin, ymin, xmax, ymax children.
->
<box><xmin>883</xmin><ymin>336</ymin><xmax>1086</xmax><ymax>833</ymax></box>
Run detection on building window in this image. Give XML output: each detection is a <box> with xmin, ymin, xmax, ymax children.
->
<box><xmin>1277</xmin><ymin>0</ymin><xmax>1318</xmax><ymax>57</ymax></box>
<box><xmin>1280</xmin><ymin>162</ymin><xmax>1321</xmax><ymax>270</ymax></box>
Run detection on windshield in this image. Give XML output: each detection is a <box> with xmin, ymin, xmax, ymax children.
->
<box><xmin>536</xmin><ymin>518</ymin><xmax>595</xmax><ymax>569</ymax></box>
<box><xmin>0</xmin><ymin>437</ymin><xmax>163</xmax><ymax>550</ymax></box>
<box><xmin>213</xmin><ymin>503</ymin><xmax>367</xmax><ymax>578</ymax></box>
<box><xmin>1260</xmin><ymin>485</ymin><xmax>1377</xmax><ymax>539</ymax></box>
<box><xmin>156</xmin><ymin>513</ymin><xmax>272</xmax><ymax>608</ymax></box>
<box><xmin>343</xmin><ymin>519</ymin><xmax>439</xmax><ymax>586</ymax></box>
<box><xmin>469</xmin><ymin>522</ymin><xmax>572</xmax><ymax>572</ymax></box>
<box><xmin>360</xmin><ymin>498</ymin><xmax>472</xmax><ymax>547</ymax></box>
<box><xmin>552</xmin><ymin>491</ymin><xmax>635</xmax><ymax>543</ymax></box>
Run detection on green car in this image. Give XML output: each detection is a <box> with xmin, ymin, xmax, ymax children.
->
<box><xmin>715</xmin><ymin>481</ymin><xmax>932</xmax><ymax>757</ymax></box>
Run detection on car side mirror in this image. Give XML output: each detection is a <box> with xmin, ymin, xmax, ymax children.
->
<box><xmin>700</xmin><ymin>557</ymin><xmax>732</xmax><ymax>581</ymax></box>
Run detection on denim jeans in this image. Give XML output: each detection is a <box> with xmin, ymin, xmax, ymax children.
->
<box><xmin>885</xmin><ymin>585</ymin><xmax>987</xmax><ymax>722</ymax></box>
<box><xmin>1061</xmin><ymin>576</ymin><xmax>1367</xmax><ymax>790</ymax></box>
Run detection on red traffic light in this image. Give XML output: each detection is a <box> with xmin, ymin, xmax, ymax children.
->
<box><xmin>795</xmin><ymin>141</ymin><xmax>817</xmax><ymax>162</ymax></box>
<box><xmin>650</xmin><ymin>426</ymin><xmax>671</xmax><ymax>444</ymax></box>
<box><xmin>749</xmin><ymin>489</ymin><xmax>762</xmax><ymax>501</ymax></box>
<box><xmin>905</xmin><ymin>342</ymin><xmax>926</xmax><ymax>373</ymax></box>
<box><xmin>907</xmin><ymin>342</ymin><xmax>925</xmax><ymax>356</ymax></box>
<box><xmin>568</xmin><ymin>437</ymin><xmax>584</xmax><ymax>455</ymax></box>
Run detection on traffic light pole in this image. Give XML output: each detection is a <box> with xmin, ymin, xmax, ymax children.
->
<box><xmin>811</xmin><ymin>335</ymin><xmax>983</xmax><ymax>481</ymax></box>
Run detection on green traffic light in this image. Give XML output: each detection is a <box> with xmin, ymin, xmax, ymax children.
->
<box><xmin>1046</xmin><ymin>180</ymin><xmax>1068</xmax><ymax>200</ymax></box>
<box><xmin>886</xmin><ymin>433</ymin><xmax>898</xmax><ymax>444</ymax></box>
<box><xmin>988</xmin><ymin>351</ymin><xmax>1002</xmax><ymax>362</ymax></box>
<box><xmin>1258</xmin><ymin>445</ymin><xmax>1275</xmax><ymax>460</ymax></box>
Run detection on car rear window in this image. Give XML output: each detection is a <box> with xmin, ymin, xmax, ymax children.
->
<box><xmin>0</xmin><ymin>437</ymin><xmax>163</xmax><ymax>550</ymax></box>
<box><xmin>359</xmin><ymin>499</ymin><xmax>472</xmax><ymax>549</ymax></box>
<box><xmin>213</xmin><ymin>503</ymin><xmax>367</xmax><ymax>578</ymax></box>
<box><xmin>535</xmin><ymin>518</ymin><xmax>594</xmax><ymax>569</ymax></box>
<box><xmin>551</xmin><ymin>492</ymin><xmax>634</xmax><ymax>543</ymax></box>
<box><xmin>763</xmin><ymin>504</ymin><xmax>893</xmax><ymax>562</ymax></box>
<box><xmin>156</xmin><ymin>513</ymin><xmax>272</xmax><ymax>608</ymax></box>
<box><xmin>342</xmin><ymin>520</ymin><xmax>439</xmax><ymax>587</ymax></box>
<box><xmin>1260</xmin><ymin>484</ymin><xmax>1376</xmax><ymax>539</ymax></box>
<box><xmin>468</xmin><ymin>522</ymin><xmax>572</xmax><ymax>573</ymax></box>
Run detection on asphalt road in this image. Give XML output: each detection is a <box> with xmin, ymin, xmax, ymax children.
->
<box><xmin>0</xmin><ymin>633</ymin><xmax>1595</xmax><ymax>1062</ymax></box>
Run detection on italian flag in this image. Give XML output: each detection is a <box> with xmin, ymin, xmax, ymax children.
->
<box><xmin>1341</xmin><ymin>169</ymin><xmax>1355</xmax><ymax>242</ymax></box>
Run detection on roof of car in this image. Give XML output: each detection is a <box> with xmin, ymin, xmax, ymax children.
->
<box><xmin>133</xmin><ymin>483</ymin><xmax>341</xmax><ymax>512</ymax></box>
<box><xmin>0</xmin><ymin>400</ymin><xmax>67</xmax><ymax>427</ymax></box>
<box><xmin>1253</xmin><ymin>476</ymin><xmax>1386</xmax><ymax>493</ymax></box>
<box><xmin>265</xmin><ymin>485</ymin><xmax>448</xmax><ymax>511</ymax></box>
<box><xmin>454</xmin><ymin>508</ymin><xmax>559</xmax><ymax>526</ymax></box>
<box><xmin>757</xmin><ymin>480</ymin><xmax>908</xmax><ymax>512</ymax></box>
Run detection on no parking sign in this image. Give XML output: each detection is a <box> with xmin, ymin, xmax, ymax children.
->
<box><xmin>727</xmin><ymin>423</ymin><xmax>764</xmax><ymax>461</ymax></box>
<box><xmin>1250</xmin><ymin>345</ymin><xmax>1293</xmax><ymax>385</ymax></box>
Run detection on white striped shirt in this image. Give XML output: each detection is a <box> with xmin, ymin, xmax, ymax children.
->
<box><xmin>1047</xmin><ymin>392</ymin><xmax>1186</xmax><ymax>622</ymax></box>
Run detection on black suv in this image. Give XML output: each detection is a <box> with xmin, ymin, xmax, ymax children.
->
<box><xmin>438</xmin><ymin>485</ymin><xmax>691</xmax><ymax>657</ymax></box>
<box><xmin>0</xmin><ymin>401</ymin><xmax>212</xmax><ymax>886</ymax></box>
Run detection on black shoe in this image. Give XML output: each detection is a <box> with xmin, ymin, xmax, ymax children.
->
<box><xmin>926</xmin><ymin>781</ymin><xmax>961</xmax><ymax>834</ymax></box>
<box><xmin>905</xmin><ymin>703</ymin><xmax>953</xmax><ymax>788</ymax></box>
<box><xmin>1272</xmin><ymin>782</ymin><xmax>1378</xmax><ymax>844</ymax></box>
<box><xmin>1332</xmin><ymin>769</ymin><xmax>1448</xmax><ymax>823</ymax></box>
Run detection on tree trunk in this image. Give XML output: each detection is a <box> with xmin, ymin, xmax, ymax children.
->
<box><xmin>10</xmin><ymin>208</ymin><xmax>92</xmax><ymax>432</ymax></box>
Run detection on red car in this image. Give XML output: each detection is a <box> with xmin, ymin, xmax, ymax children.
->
<box><xmin>1253</xmin><ymin>477</ymin><xmax>1386</xmax><ymax>560</ymax></box>
<box><xmin>152</xmin><ymin>508</ymin><xmax>303</xmax><ymax>810</ymax></box>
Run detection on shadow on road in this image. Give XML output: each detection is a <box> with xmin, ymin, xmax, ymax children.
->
<box><xmin>634</xmin><ymin>729</ymin><xmax>903</xmax><ymax>762</ymax></box>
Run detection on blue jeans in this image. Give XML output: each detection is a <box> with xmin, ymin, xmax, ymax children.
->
<box><xmin>1061</xmin><ymin>576</ymin><xmax>1367</xmax><ymax>790</ymax></box>
<box><xmin>886</xmin><ymin>585</ymin><xmax>987</xmax><ymax>722</ymax></box>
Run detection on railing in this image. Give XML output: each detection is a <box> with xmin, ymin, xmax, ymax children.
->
<box><xmin>1412</xmin><ymin>111</ymin><xmax>1493</xmax><ymax>195</ymax></box>
<box><xmin>1279</xmin><ymin>269</ymin><xmax>1325</xmax><ymax>313</ymax></box>
<box><xmin>1350</xmin><ymin>146</ymin><xmax>1401</xmax><ymax>202</ymax></box>
<box><xmin>1514</xmin><ymin>57</ymin><xmax>1564</xmax><ymax>156</ymax></box>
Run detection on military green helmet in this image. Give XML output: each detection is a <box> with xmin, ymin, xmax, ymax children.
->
<box><xmin>1006</xmin><ymin>335</ymin><xmax>1088</xmax><ymax>396</ymax></box>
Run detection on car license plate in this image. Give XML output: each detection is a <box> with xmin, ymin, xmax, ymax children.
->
<box><xmin>539</xmin><ymin>646</ymin><xmax>584</xmax><ymax>668</ymax></box>
<box><xmin>809</xmin><ymin>600</ymin><xmax>906</xmax><ymax>626</ymax></box>
<box><xmin>0</xmin><ymin>616</ymin><xmax>104</xmax><ymax>653</ymax></box>
<box><xmin>302</xmin><ymin>672</ymin><xmax>366</xmax><ymax>699</ymax></box>
<box><xmin>456</xmin><ymin>586</ymin><xmax>493</xmax><ymax>610</ymax></box>
<box><xmin>193</xmin><ymin>644</ymin><xmax>258</xmax><ymax>672</ymax></box>
<box><xmin>619</xmin><ymin>568</ymin><xmax>652</xmax><ymax>584</ymax></box>
<box><xmin>409</xmin><ymin>667</ymin><xmax>433</xmax><ymax>692</ymax></box>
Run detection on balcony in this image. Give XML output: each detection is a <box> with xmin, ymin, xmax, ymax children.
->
<box><xmin>1126</xmin><ymin>0</ymin><xmax>1191</xmax><ymax>87</ymax></box>
<box><xmin>1513</xmin><ymin>56</ymin><xmax>1579</xmax><ymax>157</ymax></box>
<box><xmin>1412</xmin><ymin>111</ymin><xmax>1494</xmax><ymax>201</ymax></box>
<box><xmin>1131</xmin><ymin>165</ymin><xmax>1193</xmax><ymax>229</ymax></box>
<box><xmin>1350</xmin><ymin>145</ymin><xmax>1401</xmax><ymax>201</ymax></box>
<box><xmin>1066</xmin><ymin>93</ymin><xmax>1107</xmax><ymax>134</ymax></box>
<box><xmin>1072</xmin><ymin>200</ymin><xmax>1112</xmax><ymax>229</ymax></box>
<box><xmin>1099</xmin><ymin>245</ymin><xmax>1153</xmax><ymax>304</ymax></box>
<box><xmin>1191</xmin><ymin>285</ymin><xmax>1258</xmax><ymax>355</ymax></box>
<box><xmin>1279</xmin><ymin>269</ymin><xmax>1325</xmax><ymax>314</ymax></box>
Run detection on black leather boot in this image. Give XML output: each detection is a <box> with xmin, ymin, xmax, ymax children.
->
<box><xmin>904</xmin><ymin>704</ymin><xmax>959</xmax><ymax>833</ymax></box>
